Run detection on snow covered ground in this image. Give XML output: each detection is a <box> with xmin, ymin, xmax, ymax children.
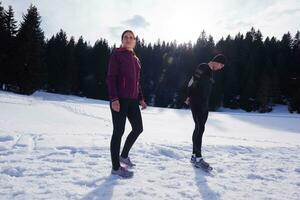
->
<box><xmin>0</xmin><ymin>91</ymin><xmax>300</xmax><ymax>200</ymax></box>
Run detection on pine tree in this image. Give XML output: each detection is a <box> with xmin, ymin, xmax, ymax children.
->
<box><xmin>45</xmin><ymin>30</ymin><xmax>69</xmax><ymax>93</ymax></box>
<box><xmin>4</xmin><ymin>5</ymin><xmax>17</xmax><ymax>36</ymax></box>
<box><xmin>92</xmin><ymin>39</ymin><xmax>110</xmax><ymax>99</ymax></box>
<box><xmin>66</xmin><ymin>36</ymin><xmax>78</xmax><ymax>94</ymax></box>
<box><xmin>256</xmin><ymin>58</ymin><xmax>272</xmax><ymax>113</ymax></box>
<box><xmin>264</xmin><ymin>37</ymin><xmax>281</xmax><ymax>105</ymax></box>
<box><xmin>221</xmin><ymin>34</ymin><xmax>242</xmax><ymax>109</ymax></box>
<box><xmin>0</xmin><ymin>2</ymin><xmax>6</xmax><ymax>38</ymax></box>
<box><xmin>3</xmin><ymin>5</ymin><xmax>18</xmax><ymax>89</ymax></box>
<box><xmin>194</xmin><ymin>30</ymin><xmax>214</xmax><ymax>63</ymax></box>
<box><xmin>16</xmin><ymin>4</ymin><xmax>46</xmax><ymax>94</ymax></box>
<box><xmin>75</xmin><ymin>36</ymin><xmax>89</xmax><ymax>96</ymax></box>
<box><xmin>277</xmin><ymin>32</ymin><xmax>292</xmax><ymax>99</ymax></box>
<box><xmin>240</xmin><ymin>55</ymin><xmax>257</xmax><ymax>112</ymax></box>
<box><xmin>288</xmin><ymin>31</ymin><xmax>300</xmax><ymax>113</ymax></box>
<box><xmin>0</xmin><ymin>4</ymin><xmax>17</xmax><ymax>89</ymax></box>
<box><xmin>0</xmin><ymin>2</ymin><xmax>6</xmax><ymax>37</ymax></box>
<box><xmin>0</xmin><ymin>2</ymin><xmax>7</xmax><ymax>89</ymax></box>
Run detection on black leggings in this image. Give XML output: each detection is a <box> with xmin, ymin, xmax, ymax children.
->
<box><xmin>191</xmin><ymin>107</ymin><xmax>208</xmax><ymax>157</ymax></box>
<box><xmin>110</xmin><ymin>98</ymin><xmax>143</xmax><ymax>170</ymax></box>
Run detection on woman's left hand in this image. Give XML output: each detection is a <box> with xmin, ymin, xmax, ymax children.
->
<box><xmin>140</xmin><ymin>100</ymin><xmax>147</xmax><ymax>110</ymax></box>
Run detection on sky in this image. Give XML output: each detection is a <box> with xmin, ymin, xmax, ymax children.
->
<box><xmin>1</xmin><ymin>0</ymin><xmax>300</xmax><ymax>46</ymax></box>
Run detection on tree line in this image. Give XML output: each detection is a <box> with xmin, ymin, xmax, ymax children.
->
<box><xmin>0</xmin><ymin>3</ymin><xmax>299</xmax><ymax>113</ymax></box>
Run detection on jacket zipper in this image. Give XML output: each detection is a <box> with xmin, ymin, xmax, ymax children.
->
<box><xmin>132</xmin><ymin>55</ymin><xmax>136</xmax><ymax>97</ymax></box>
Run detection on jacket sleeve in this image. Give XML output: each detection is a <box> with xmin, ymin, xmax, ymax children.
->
<box><xmin>106</xmin><ymin>52</ymin><xmax>119</xmax><ymax>102</ymax></box>
<box><xmin>186</xmin><ymin>64</ymin><xmax>209</xmax><ymax>98</ymax></box>
<box><xmin>138</xmin><ymin>72</ymin><xmax>144</xmax><ymax>101</ymax></box>
<box><xmin>138</xmin><ymin>84</ymin><xmax>144</xmax><ymax>101</ymax></box>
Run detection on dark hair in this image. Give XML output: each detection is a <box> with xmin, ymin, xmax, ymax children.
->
<box><xmin>121</xmin><ymin>30</ymin><xmax>135</xmax><ymax>41</ymax></box>
<box><xmin>211</xmin><ymin>54</ymin><xmax>226</xmax><ymax>65</ymax></box>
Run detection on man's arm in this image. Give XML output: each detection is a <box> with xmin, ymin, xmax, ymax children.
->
<box><xmin>185</xmin><ymin>64</ymin><xmax>210</xmax><ymax>105</ymax></box>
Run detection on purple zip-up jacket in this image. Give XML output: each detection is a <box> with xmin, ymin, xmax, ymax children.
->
<box><xmin>106</xmin><ymin>47</ymin><xmax>144</xmax><ymax>102</ymax></box>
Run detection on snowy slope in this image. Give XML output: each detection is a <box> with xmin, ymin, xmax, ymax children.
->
<box><xmin>0</xmin><ymin>91</ymin><xmax>300</xmax><ymax>200</ymax></box>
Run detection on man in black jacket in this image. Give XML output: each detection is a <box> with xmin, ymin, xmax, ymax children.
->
<box><xmin>185</xmin><ymin>54</ymin><xmax>226</xmax><ymax>171</ymax></box>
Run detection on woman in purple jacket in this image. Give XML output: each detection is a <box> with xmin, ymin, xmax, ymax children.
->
<box><xmin>106</xmin><ymin>30</ymin><xmax>147</xmax><ymax>178</ymax></box>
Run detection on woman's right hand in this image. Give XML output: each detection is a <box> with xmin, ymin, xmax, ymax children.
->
<box><xmin>112</xmin><ymin>100</ymin><xmax>120</xmax><ymax>112</ymax></box>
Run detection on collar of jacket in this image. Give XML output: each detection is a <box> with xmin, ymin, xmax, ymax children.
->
<box><xmin>116</xmin><ymin>47</ymin><xmax>135</xmax><ymax>55</ymax></box>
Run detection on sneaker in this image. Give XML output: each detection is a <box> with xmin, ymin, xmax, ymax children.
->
<box><xmin>194</xmin><ymin>157</ymin><xmax>213</xmax><ymax>171</ymax></box>
<box><xmin>190</xmin><ymin>154</ymin><xmax>196</xmax><ymax>164</ymax></box>
<box><xmin>120</xmin><ymin>156</ymin><xmax>136</xmax><ymax>168</ymax></box>
<box><xmin>111</xmin><ymin>166</ymin><xmax>133</xmax><ymax>178</ymax></box>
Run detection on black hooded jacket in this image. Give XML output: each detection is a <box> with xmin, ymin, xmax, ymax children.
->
<box><xmin>187</xmin><ymin>63</ymin><xmax>214</xmax><ymax>110</ymax></box>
